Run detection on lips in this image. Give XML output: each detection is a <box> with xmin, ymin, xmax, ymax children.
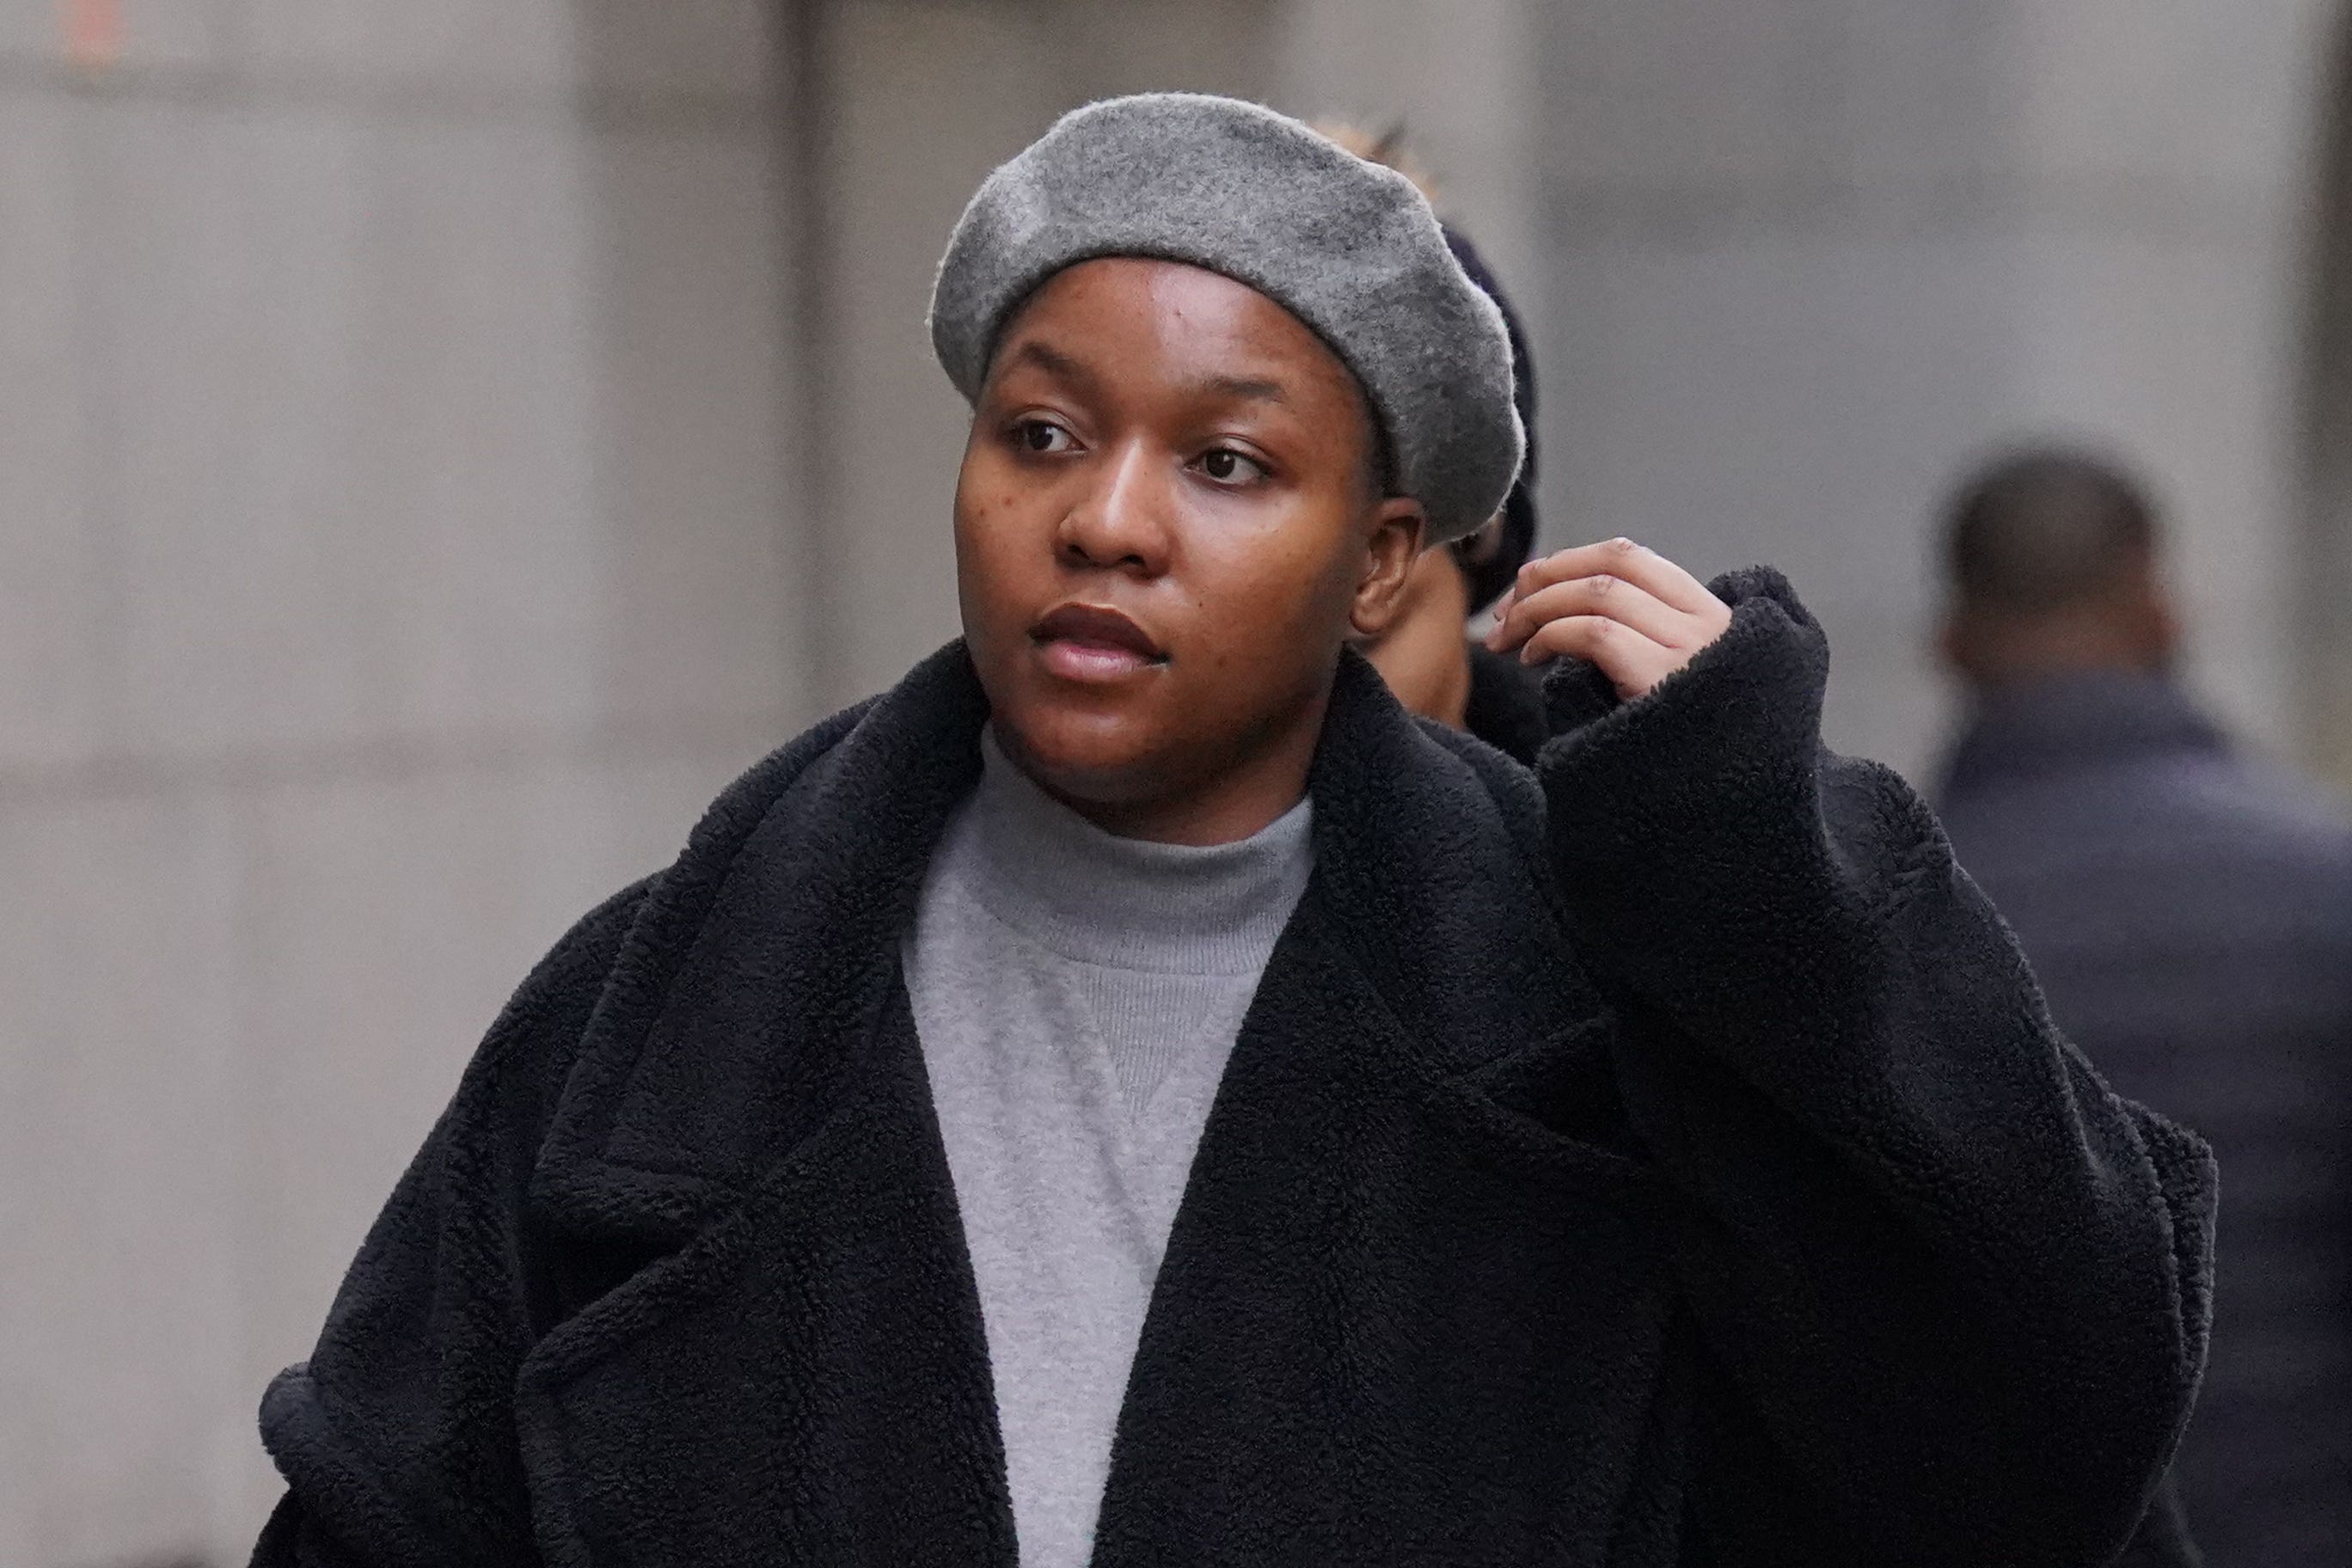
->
<box><xmin>1030</xmin><ymin>603</ymin><xmax>1167</xmax><ymax>681</ymax></box>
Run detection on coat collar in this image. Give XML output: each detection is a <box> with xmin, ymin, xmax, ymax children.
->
<box><xmin>528</xmin><ymin>640</ymin><xmax>1600</xmax><ymax>1247</ymax></box>
<box><xmin>529</xmin><ymin>640</ymin><xmax>986</xmax><ymax>1244</ymax></box>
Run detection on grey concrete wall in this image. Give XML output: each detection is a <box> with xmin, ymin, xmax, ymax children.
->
<box><xmin>0</xmin><ymin>4</ymin><xmax>802</xmax><ymax>1561</ymax></box>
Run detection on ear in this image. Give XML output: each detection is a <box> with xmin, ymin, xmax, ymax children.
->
<box><xmin>2128</xmin><ymin>566</ymin><xmax>2184</xmax><ymax>671</ymax></box>
<box><xmin>1349</xmin><ymin>498</ymin><xmax>1429</xmax><ymax>638</ymax></box>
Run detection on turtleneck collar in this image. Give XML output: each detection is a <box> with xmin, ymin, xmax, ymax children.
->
<box><xmin>953</xmin><ymin>727</ymin><xmax>1314</xmax><ymax>975</ymax></box>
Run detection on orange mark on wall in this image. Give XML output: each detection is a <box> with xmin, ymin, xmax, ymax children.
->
<box><xmin>64</xmin><ymin>0</ymin><xmax>121</xmax><ymax>73</ymax></box>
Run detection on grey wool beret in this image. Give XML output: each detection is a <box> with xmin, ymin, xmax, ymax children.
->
<box><xmin>928</xmin><ymin>92</ymin><xmax>1525</xmax><ymax>546</ymax></box>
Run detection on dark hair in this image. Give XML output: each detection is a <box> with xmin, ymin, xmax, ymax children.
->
<box><xmin>1944</xmin><ymin>446</ymin><xmax>2159</xmax><ymax>616</ymax></box>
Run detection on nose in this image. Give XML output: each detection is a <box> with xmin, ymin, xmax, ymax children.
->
<box><xmin>1057</xmin><ymin>438</ymin><xmax>1172</xmax><ymax>577</ymax></box>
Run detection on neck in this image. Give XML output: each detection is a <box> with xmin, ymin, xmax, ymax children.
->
<box><xmin>1948</xmin><ymin>597</ymin><xmax>2174</xmax><ymax>692</ymax></box>
<box><xmin>998</xmin><ymin>692</ymin><xmax>1328</xmax><ymax>847</ymax></box>
<box><xmin>1358</xmin><ymin>549</ymin><xmax>1475</xmax><ymax>729</ymax></box>
<box><xmin>1966</xmin><ymin>637</ymin><xmax>2169</xmax><ymax>695</ymax></box>
<box><xmin>960</xmin><ymin>727</ymin><xmax>1315</xmax><ymax>968</ymax></box>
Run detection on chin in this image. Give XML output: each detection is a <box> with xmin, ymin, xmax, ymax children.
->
<box><xmin>990</xmin><ymin>699</ymin><xmax>1174</xmax><ymax>807</ymax></box>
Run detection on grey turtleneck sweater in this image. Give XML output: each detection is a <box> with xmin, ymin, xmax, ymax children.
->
<box><xmin>903</xmin><ymin>731</ymin><xmax>1314</xmax><ymax>1568</ymax></box>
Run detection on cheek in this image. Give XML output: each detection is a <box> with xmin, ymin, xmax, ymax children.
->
<box><xmin>1265</xmin><ymin>505</ymin><xmax>1368</xmax><ymax>613</ymax></box>
<box><xmin>1182</xmin><ymin>516</ymin><xmax>1359</xmax><ymax>667</ymax></box>
<box><xmin>953</xmin><ymin>475</ymin><xmax>1050</xmax><ymax>616</ymax></box>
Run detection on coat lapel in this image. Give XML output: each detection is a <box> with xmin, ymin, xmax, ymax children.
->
<box><xmin>513</xmin><ymin>645</ymin><xmax>1019</xmax><ymax>1566</ymax></box>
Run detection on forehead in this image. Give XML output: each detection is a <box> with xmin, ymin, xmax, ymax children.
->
<box><xmin>988</xmin><ymin>257</ymin><xmax>1368</xmax><ymax>413</ymax></box>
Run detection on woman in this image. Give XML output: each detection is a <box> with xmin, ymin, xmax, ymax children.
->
<box><xmin>253</xmin><ymin>95</ymin><xmax>2210</xmax><ymax>1568</ymax></box>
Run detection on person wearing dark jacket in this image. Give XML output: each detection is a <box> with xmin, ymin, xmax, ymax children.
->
<box><xmin>1320</xmin><ymin>125</ymin><xmax>1552</xmax><ymax>763</ymax></box>
<box><xmin>253</xmin><ymin>97</ymin><xmax>2213</xmax><ymax>1568</ymax></box>
<box><xmin>1935</xmin><ymin>446</ymin><xmax>2351</xmax><ymax>1568</ymax></box>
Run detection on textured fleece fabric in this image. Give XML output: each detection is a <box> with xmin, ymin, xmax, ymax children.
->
<box><xmin>928</xmin><ymin>93</ymin><xmax>1522</xmax><ymax>546</ymax></box>
<box><xmin>252</xmin><ymin>569</ymin><xmax>2216</xmax><ymax>1568</ymax></box>
<box><xmin>1940</xmin><ymin>671</ymin><xmax>2352</xmax><ymax>1568</ymax></box>
<box><xmin>1461</xmin><ymin>640</ymin><xmax>1550</xmax><ymax>765</ymax></box>
<box><xmin>903</xmin><ymin>727</ymin><xmax>1311</xmax><ymax>1567</ymax></box>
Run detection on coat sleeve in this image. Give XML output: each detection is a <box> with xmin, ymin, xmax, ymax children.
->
<box><xmin>248</xmin><ymin>882</ymin><xmax>650</xmax><ymax>1568</ymax></box>
<box><xmin>1536</xmin><ymin>567</ymin><xmax>2214</xmax><ymax>1568</ymax></box>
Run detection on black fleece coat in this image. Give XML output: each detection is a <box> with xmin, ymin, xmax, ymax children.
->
<box><xmin>253</xmin><ymin>571</ymin><xmax>2214</xmax><ymax>1568</ymax></box>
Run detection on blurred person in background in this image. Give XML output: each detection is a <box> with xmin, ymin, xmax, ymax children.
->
<box><xmin>1934</xmin><ymin>445</ymin><xmax>2352</xmax><ymax>1567</ymax></box>
<box><xmin>250</xmin><ymin>101</ymin><xmax>2212</xmax><ymax>1567</ymax></box>
<box><xmin>1320</xmin><ymin>124</ymin><xmax>1548</xmax><ymax>762</ymax></box>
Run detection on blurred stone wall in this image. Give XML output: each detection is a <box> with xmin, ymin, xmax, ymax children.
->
<box><xmin>0</xmin><ymin>3</ymin><xmax>804</xmax><ymax>1561</ymax></box>
<box><xmin>0</xmin><ymin>1</ymin><xmax>2343</xmax><ymax>1562</ymax></box>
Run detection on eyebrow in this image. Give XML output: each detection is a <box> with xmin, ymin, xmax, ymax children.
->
<box><xmin>1200</xmin><ymin>374</ymin><xmax>1288</xmax><ymax>407</ymax></box>
<box><xmin>1002</xmin><ymin>339</ymin><xmax>1096</xmax><ymax>389</ymax></box>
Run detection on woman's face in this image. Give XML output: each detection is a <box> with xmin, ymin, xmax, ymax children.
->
<box><xmin>954</xmin><ymin>257</ymin><xmax>1423</xmax><ymax>833</ymax></box>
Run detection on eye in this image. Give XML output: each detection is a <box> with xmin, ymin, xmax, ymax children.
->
<box><xmin>1014</xmin><ymin>418</ymin><xmax>1077</xmax><ymax>455</ymax></box>
<box><xmin>1195</xmin><ymin>445</ymin><xmax>1270</xmax><ymax>486</ymax></box>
